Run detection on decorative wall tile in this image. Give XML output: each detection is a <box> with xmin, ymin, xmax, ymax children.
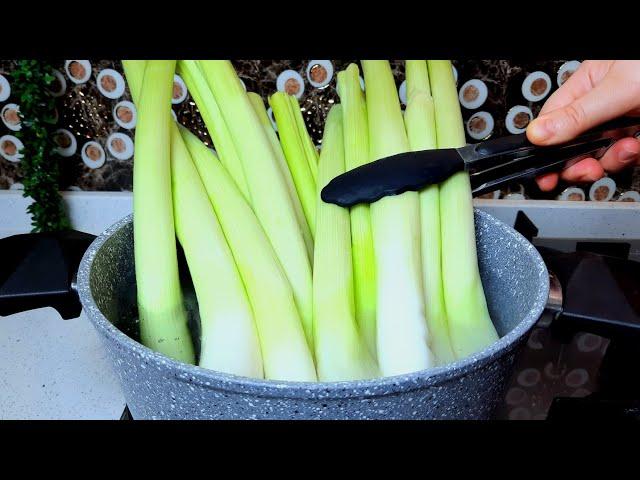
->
<box><xmin>1</xmin><ymin>59</ymin><xmax>638</xmax><ymax>200</ymax></box>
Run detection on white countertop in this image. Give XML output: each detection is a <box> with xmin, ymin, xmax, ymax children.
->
<box><xmin>0</xmin><ymin>308</ymin><xmax>126</xmax><ymax>419</ymax></box>
<box><xmin>0</xmin><ymin>191</ymin><xmax>132</xmax><ymax>420</ymax></box>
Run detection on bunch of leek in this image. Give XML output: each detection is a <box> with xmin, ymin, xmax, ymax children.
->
<box><xmin>122</xmin><ymin>58</ymin><xmax>499</xmax><ymax>384</ymax></box>
<box><xmin>180</xmin><ymin>127</ymin><xmax>316</xmax><ymax>381</ymax></box>
<box><xmin>198</xmin><ymin>61</ymin><xmax>314</xmax><ymax>350</ymax></box>
<box><xmin>125</xmin><ymin>60</ymin><xmax>264</xmax><ymax>377</ymax></box>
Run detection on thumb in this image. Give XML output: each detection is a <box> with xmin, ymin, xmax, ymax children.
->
<box><xmin>527</xmin><ymin>74</ymin><xmax>638</xmax><ymax>145</ymax></box>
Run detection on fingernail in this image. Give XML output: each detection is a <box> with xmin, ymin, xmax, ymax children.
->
<box><xmin>529</xmin><ymin>117</ymin><xmax>554</xmax><ymax>142</ymax></box>
<box><xmin>620</xmin><ymin>148</ymin><xmax>638</xmax><ymax>164</ymax></box>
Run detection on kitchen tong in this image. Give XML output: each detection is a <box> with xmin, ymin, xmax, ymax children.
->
<box><xmin>321</xmin><ymin>116</ymin><xmax>640</xmax><ymax>207</ymax></box>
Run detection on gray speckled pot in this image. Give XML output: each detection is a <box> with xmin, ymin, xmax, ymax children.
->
<box><xmin>76</xmin><ymin>209</ymin><xmax>549</xmax><ymax>420</ymax></box>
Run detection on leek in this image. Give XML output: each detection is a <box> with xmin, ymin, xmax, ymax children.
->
<box><xmin>170</xmin><ymin>124</ymin><xmax>263</xmax><ymax>377</ymax></box>
<box><xmin>127</xmin><ymin>59</ymin><xmax>262</xmax><ymax>374</ymax></box>
<box><xmin>180</xmin><ymin>126</ymin><xmax>317</xmax><ymax>381</ymax></box>
<box><xmin>121</xmin><ymin>60</ymin><xmax>145</xmax><ymax>106</ymax></box>
<box><xmin>428</xmin><ymin>60</ymin><xmax>499</xmax><ymax>358</ymax></box>
<box><xmin>129</xmin><ymin>60</ymin><xmax>195</xmax><ymax>363</ymax></box>
<box><xmin>268</xmin><ymin>91</ymin><xmax>317</xmax><ymax>236</ymax></box>
<box><xmin>198</xmin><ymin>60</ymin><xmax>313</xmax><ymax>349</ymax></box>
<box><xmin>313</xmin><ymin>105</ymin><xmax>378</xmax><ymax>381</ymax></box>
<box><xmin>288</xmin><ymin>94</ymin><xmax>319</xmax><ymax>179</ymax></box>
<box><xmin>361</xmin><ymin>60</ymin><xmax>434</xmax><ymax>376</ymax></box>
<box><xmin>403</xmin><ymin>60</ymin><xmax>455</xmax><ymax>365</ymax></box>
<box><xmin>176</xmin><ymin>60</ymin><xmax>250</xmax><ymax>202</ymax></box>
<box><xmin>336</xmin><ymin>63</ymin><xmax>377</xmax><ymax>360</ymax></box>
<box><xmin>247</xmin><ymin>91</ymin><xmax>314</xmax><ymax>258</ymax></box>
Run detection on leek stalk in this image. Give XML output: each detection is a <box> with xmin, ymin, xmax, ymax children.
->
<box><xmin>427</xmin><ymin>60</ymin><xmax>499</xmax><ymax>358</ymax></box>
<box><xmin>129</xmin><ymin>60</ymin><xmax>195</xmax><ymax>363</ymax></box>
<box><xmin>180</xmin><ymin>126</ymin><xmax>317</xmax><ymax>381</ymax></box>
<box><xmin>121</xmin><ymin>60</ymin><xmax>145</xmax><ymax>105</ymax></box>
<box><xmin>247</xmin><ymin>91</ymin><xmax>314</xmax><ymax>258</ymax></box>
<box><xmin>403</xmin><ymin>60</ymin><xmax>455</xmax><ymax>365</ymax></box>
<box><xmin>313</xmin><ymin>105</ymin><xmax>378</xmax><ymax>381</ymax></box>
<box><xmin>336</xmin><ymin>63</ymin><xmax>377</xmax><ymax>360</ymax></box>
<box><xmin>288</xmin><ymin>94</ymin><xmax>319</xmax><ymax>179</ymax></box>
<box><xmin>361</xmin><ymin>60</ymin><xmax>434</xmax><ymax>376</ymax></box>
<box><xmin>170</xmin><ymin>124</ymin><xmax>263</xmax><ymax>377</ymax></box>
<box><xmin>176</xmin><ymin>60</ymin><xmax>250</xmax><ymax>201</ymax></box>
<box><xmin>268</xmin><ymin>91</ymin><xmax>317</xmax><ymax>236</ymax></box>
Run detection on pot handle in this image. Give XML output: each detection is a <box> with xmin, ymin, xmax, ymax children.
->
<box><xmin>543</xmin><ymin>250</ymin><xmax>640</xmax><ymax>343</ymax></box>
<box><xmin>0</xmin><ymin>230</ymin><xmax>96</xmax><ymax>320</ymax></box>
<box><xmin>512</xmin><ymin>210</ymin><xmax>640</xmax><ymax>343</ymax></box>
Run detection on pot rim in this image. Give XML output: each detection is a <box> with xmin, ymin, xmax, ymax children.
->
<box><xmin>77</xmin><ymin>209</ymin><xmax>549</xmax><ymax>400</ymax></box>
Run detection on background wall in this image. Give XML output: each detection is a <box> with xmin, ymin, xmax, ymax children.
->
<box><xmin>4</xmin><ymin>59</ymin><xmax>635</xmax><ymax>198</ymax></box>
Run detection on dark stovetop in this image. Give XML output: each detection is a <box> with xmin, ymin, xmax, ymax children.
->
<box><xmin>495</xmin><ymin>312</ymin><xmax>610</xmax><ymax>420</ymax></box>
<box><xmin>495</xmin><ymin>230</ymin><xmax>640</xmax><ymax>420</ymax></box>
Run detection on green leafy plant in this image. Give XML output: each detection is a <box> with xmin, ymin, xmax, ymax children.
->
<box><xmin>10</xmin><ymin>60</ymin><xmax>69</xmax><ymax>232</ymax></box>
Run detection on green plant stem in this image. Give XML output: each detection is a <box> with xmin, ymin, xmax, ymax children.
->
<box><xmin>10</xmin><ymin>60</ymin><xmax>69</xmax><ymax>232</ymax></box>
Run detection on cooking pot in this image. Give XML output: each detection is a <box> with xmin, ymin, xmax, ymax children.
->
<box><xmin>65</xmin><ymin>209</ymin><xmax>546</xmax><ymax>419</ymax></box>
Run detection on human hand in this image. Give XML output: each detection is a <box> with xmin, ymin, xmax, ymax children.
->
<box><xmin>526</xmin><ymin>60</ymin><xmax>640</xmax><ymax>191</ymax></box>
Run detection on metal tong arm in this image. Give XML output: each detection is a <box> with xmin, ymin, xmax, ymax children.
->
<box><xmin>467</xmin><ymin>116</ymin><xmax>640</xmax><ymax>196</ymax></box>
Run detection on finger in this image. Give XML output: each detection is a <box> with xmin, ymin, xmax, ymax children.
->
<box><xmin>527</xmin><ymin>74</ymin><xmax>640</xmax><ymax>145</ymax></box>
<box><xmin>598</xmin><ymin>136</ymin><xmax>640</xmax><ymax>173</ymax></box>
<box><xmin>559</xmin><ymin>158</ymin><xmax>605</xmax><ymax>183</ymax></box>
<box><xmin>536</xmin><ymin>172</ymin><xmax>560</xmax><ymax>191</ymax></box>
<box><xmin>538</xmin><ymin>61</ymin><xmax>608</xmax><ymax>115</ymax></box>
